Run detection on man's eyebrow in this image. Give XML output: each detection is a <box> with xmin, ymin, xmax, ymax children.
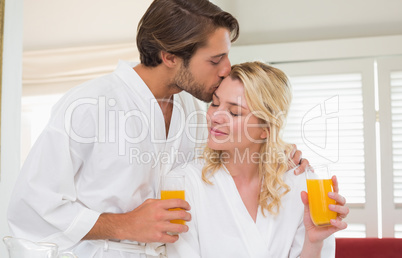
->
<box><xmin>211</xmin><ymin>53</ymin><xmax>227</xmax><ymax>58</ymax></box>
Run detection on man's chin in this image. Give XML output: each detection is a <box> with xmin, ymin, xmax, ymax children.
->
<box><xmin>194</xmin><ymin>93</ymin><xmax>213</xmax><ymax>103</ymax></box>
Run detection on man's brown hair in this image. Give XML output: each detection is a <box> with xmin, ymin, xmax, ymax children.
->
<box><xmin>137</xmin><ymin>0</ymin><xmax>239</xmax><ymax>67</ymax></box>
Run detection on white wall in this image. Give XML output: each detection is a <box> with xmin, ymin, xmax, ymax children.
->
<box><xmin>215</xmin><ymin>0</ymin><xmax>402</xmax><ymax>45</ymax></box>
<box><xmin>23</xmin><ymin>0</ymin><xmax>402</xmax><ymax>50</ymax></box>
<box><xmin>0</xmin><ymin>0</ymin><xmax>23</xmax><ymax>256</ymax></box>
<box><xmin>230</xmin><ymin>35</ymin><xmax>402</xmax><ymax>64</ymax></box>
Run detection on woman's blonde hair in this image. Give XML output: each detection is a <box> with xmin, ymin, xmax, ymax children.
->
<box><xmin>202</xmin><ymin>61</ymin><xmax>294</xmax><ymax>216</ymax></box>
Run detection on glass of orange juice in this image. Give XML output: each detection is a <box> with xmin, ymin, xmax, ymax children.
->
<box><xmin>306</xmin><ymin>165</ymin><xmax>337</xmax><ymax>226</ymax></box>
<box><xmin>160</xmin><ymin>174</ymin><xmax>186</xmax><ymax>231</ymax></box>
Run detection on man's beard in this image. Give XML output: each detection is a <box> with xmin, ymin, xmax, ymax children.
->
<box><xmin>173</xmin><ymin>65</ymin><xmax>216</xmax><ymax>103</ymax></box>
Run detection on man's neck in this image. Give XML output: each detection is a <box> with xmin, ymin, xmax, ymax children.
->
<box><xmin>133</xmin><ymin>63</ymin><xmax>179</xmax><ymax>137</ymax></box>
<box><xmin>133</xmin><ymin>63</ymin><xmax>181</xmax><ymax>101</ymax></box>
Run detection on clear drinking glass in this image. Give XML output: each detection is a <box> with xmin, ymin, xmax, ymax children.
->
<box><xmin>3</xmin><ymin>236</ymin><xmax>77</xmax><ymax>258</ymax></box>
<box><xmin>305</xmin><ymin>165</ymin><xmax>337</xmax><ymax>226</ymax></box>
<box><xmin>160</xmin><ymin>174</ymin><xmax>186</xmax><ymax>229</ymax></box>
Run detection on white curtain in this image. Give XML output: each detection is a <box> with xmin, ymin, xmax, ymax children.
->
<box><xmin>22</xmin><ymin>42</ymin><xmax>140</xmax><ymax>96</ymax></box>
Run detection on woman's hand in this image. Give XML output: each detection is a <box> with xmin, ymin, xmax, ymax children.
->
<box><xmin>301</xmin><ymin>175</ymin><xmax>349</xmax><ymax>243</ymax></box>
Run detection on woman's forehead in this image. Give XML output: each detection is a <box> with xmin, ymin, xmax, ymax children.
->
<box><xmin>216</xmin><ymin>77</ymin><xmax>243</xmax><ymax>97</ymax></box>
<box><xmin>215</xmin><ymin>77</ymin><xmax>249</xmax><ymax>110</ymax></box>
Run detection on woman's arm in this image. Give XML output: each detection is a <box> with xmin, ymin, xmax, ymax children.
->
<box><xmin>300</xmin><ymin>236</ymin><xmax>324</xmax><ymax>258</ymax></box>
<box><xmin>300</xmin><ymin>176</ymin><xmax>349</xmax><ymax>257</ymax></box>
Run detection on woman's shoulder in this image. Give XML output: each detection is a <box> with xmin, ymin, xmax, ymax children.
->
<box><xmin>171</xmin><ymin>158</ymin><xmax>206</xmax><ymax>182</ymax></box>
<box><xmin>282</xmin><ymin>167</ymin><xmax>307</xmax><ymax>192</ymax></box>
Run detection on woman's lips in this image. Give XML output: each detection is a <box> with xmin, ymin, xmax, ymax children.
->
<box><xmin>210</xmin><ymin>127</ymin><xmax>228</xmax><ymax>136</ymax></box>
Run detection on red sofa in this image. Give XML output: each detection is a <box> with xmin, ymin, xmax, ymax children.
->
<box><xmin>335</xmin><ymin>238</ymin><xmax>402</xmax><ymax>258</ymax></box>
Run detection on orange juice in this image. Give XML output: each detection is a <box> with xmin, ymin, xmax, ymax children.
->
<box><xmin>306</xmin><ymin>179</ymin><xmax>337</xmax><ymax>226</ymax></box>
<box><xmin>160</xmin><ymin>190</ymin><xmax>185</xmax><ymax>225</ymax></box>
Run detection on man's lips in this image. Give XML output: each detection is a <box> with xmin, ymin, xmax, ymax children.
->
<box><xmin>210</xmin><ymin>127</ymin><xmax>228</xmax><ymax>136</ymax></box>
<box><xmin>213</xmin><ymin>80</ymin><xmax>222</xmax><ymax>89</ymax></box>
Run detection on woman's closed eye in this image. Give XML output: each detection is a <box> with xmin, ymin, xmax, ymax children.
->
<box><xmin>229</xmin><ymin>108</ymin><xmax>241</xmax><ymax>117</ymax></box>
<box><xmin>229</xmin><ymin>111</ymin><xmax>240</xmax><ymax>117</ymax></box>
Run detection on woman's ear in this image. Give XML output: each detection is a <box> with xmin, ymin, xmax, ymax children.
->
<box><xmin>160</xmin><ymin>51</ymin><xmax>180</xmax><ymax>68</ymax></box>
<box><xmin>260</xmin><ymin>128</ymin><xmax>269</xmax><ymax>139</ymax></box>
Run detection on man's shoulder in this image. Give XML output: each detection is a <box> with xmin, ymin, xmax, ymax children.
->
<box><xmin>48</xmin><ymin>71</ymin><xmax>135</xmax><ymax>128</ymax></box>
<box><xmin>63</xmin><ymin>60</ymin><xmax>139</xmax><ymax>100</ymax></box>
<box><xmin>66</xmin><ymin>73</ymin><xmax>124</xmax><ymax>98</ymax></box>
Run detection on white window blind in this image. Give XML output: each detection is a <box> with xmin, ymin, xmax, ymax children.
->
<box><xmin>275</xmin><ymin>59</ymin><xmax>378</xmax><ymax>237</ymax></box>
<box><xmin>395</xmin><ymin>224</ymin><xmax>402</xmax><ymax>238</ymax></box>
<box><xmin>282</xmin><ymin>73</ymin><xmax>365</xmax><ymax>204</ymax></box>
<box><xmin>338</xmin><ymin>224</ymin><xmax>366</xmax><ymax>238</ymax></box>
<box><xmin>391</xmin><ymin>71</ymin><xmax>402</xmax><ymax>204</ymax></box>
<box><xmin>378</xmin><ymin>56</ymin><xmax>402</xmax><ymax>237</ymax></box>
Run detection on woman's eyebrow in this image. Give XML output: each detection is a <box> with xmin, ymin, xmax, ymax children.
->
<box><xmin>214</xmin><ymin>93</ymin><xmax>247</xmax><ymax>110</ymax></box>
<box><xmin>228</xmin><ymin>102</ymin><xmax>247</xmax><ymax>110</ymax></box>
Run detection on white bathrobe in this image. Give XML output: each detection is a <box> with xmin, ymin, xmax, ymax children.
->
<box><xmin>7</xmin><ymin>61</ymin><xmax>207</xmax><ymax>257</ymax></box>
<box><xmin>167</xmin><ymin>160</ymin><xmax>335</xmax><ymax>258</ymax></box>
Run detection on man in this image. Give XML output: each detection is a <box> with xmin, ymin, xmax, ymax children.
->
<box><xmin>8</xmin><ymin>0</ymin><xmax>306</xmax><ymax>257</ymax></box>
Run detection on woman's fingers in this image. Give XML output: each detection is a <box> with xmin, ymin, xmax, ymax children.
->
<box><xmin>330</xmin><ymin>217</ymin><xmax>348</xmax><ymax>230</ymax></box>
<box><xmin>328</xmin><ymin>192</ymin><xmax>346</xmax><ymax>206</ymax></box>
<box><xmin>328</xmin><ymin>190</ymin><xmax>349</xmax><ymax>219</ymax></box>
<box><xmin>329</xmin><ymin>203</ymin><xmax>350</xmax><ymax>218</ymax></box>
<box><xmin>332</xmin><ymin>175</ymin><xmax>339</xmax><ymax>193</ymax></box>
<box><xmin>300</xmin><ymin>191</ymin><xmax>309</xmax><ymax>205</ymax></box>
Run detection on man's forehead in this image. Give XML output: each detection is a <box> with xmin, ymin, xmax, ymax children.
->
<box><xmin>201</xmin><ymin>28</ymin><xmax>231</xmax><ymax>55</ymax></box>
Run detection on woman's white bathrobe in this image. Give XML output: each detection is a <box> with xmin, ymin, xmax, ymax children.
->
<box><xmin>167</xmin><ymin>160</ymin><xmax>335</xmax><ymax>258</ymax></box>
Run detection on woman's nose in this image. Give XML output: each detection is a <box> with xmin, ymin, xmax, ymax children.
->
<box><xmin>211</xmin><ymin>110</ymin><xmax>228</xmax><ymax>125</ymax></box>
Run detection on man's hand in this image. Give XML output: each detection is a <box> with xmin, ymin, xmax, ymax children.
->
<box><xmin>288</xmin><ymin>144</ymin><xmax>310</xmax><ymax>175</ymax></box>
<box><xmin>83</xmin><ymin>198</ymin><xmax>191</xmax><ymax>243</ymax></box>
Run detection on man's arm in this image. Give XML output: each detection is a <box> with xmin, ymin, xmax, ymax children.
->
<box><xmin>83</xmin><ymin>198</ymin><xmax>191</xmax><ymax>243</ymax></box>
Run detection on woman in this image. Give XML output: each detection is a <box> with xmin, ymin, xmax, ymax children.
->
<box><xmin>167</xmin><ymin>62</ymin><xmax>349</xmax><ymax>257</ymax></box>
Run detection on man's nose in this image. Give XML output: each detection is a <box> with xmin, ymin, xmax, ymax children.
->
<box><xmin>218</xmin><ymin>57</ymin><xmax>231</xmax><ymax>78</ymax></box>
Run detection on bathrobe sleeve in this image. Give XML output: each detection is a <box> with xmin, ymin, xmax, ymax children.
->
<box><xmin>7</xmin><ymin>98</ymin><xmax>101</xmax><ymax>250</ymax></box>
<box><xmin>289</xmin><ymin>215</ymin><xmax>336</xmax><ymax>258</ymax></box>
<box><xmin>289</xmin><ymin>217</ymin><xmax>305</xmax><ymax>258</ymax></box>
<box><xmin>321</xmin><ymin>235</ymin><xmax>336</xmax><ymax>258</ymax></box>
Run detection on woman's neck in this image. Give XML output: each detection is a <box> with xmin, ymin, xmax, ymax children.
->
<box><xmin>222</xmin><ymin>149</ymin><xmax>261</xmax><ymax>223</ymax></box>
<box><xmin>222</xmin><ymin>149</ymin><xmax>260</xmax><ymax>183</ymax></box>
